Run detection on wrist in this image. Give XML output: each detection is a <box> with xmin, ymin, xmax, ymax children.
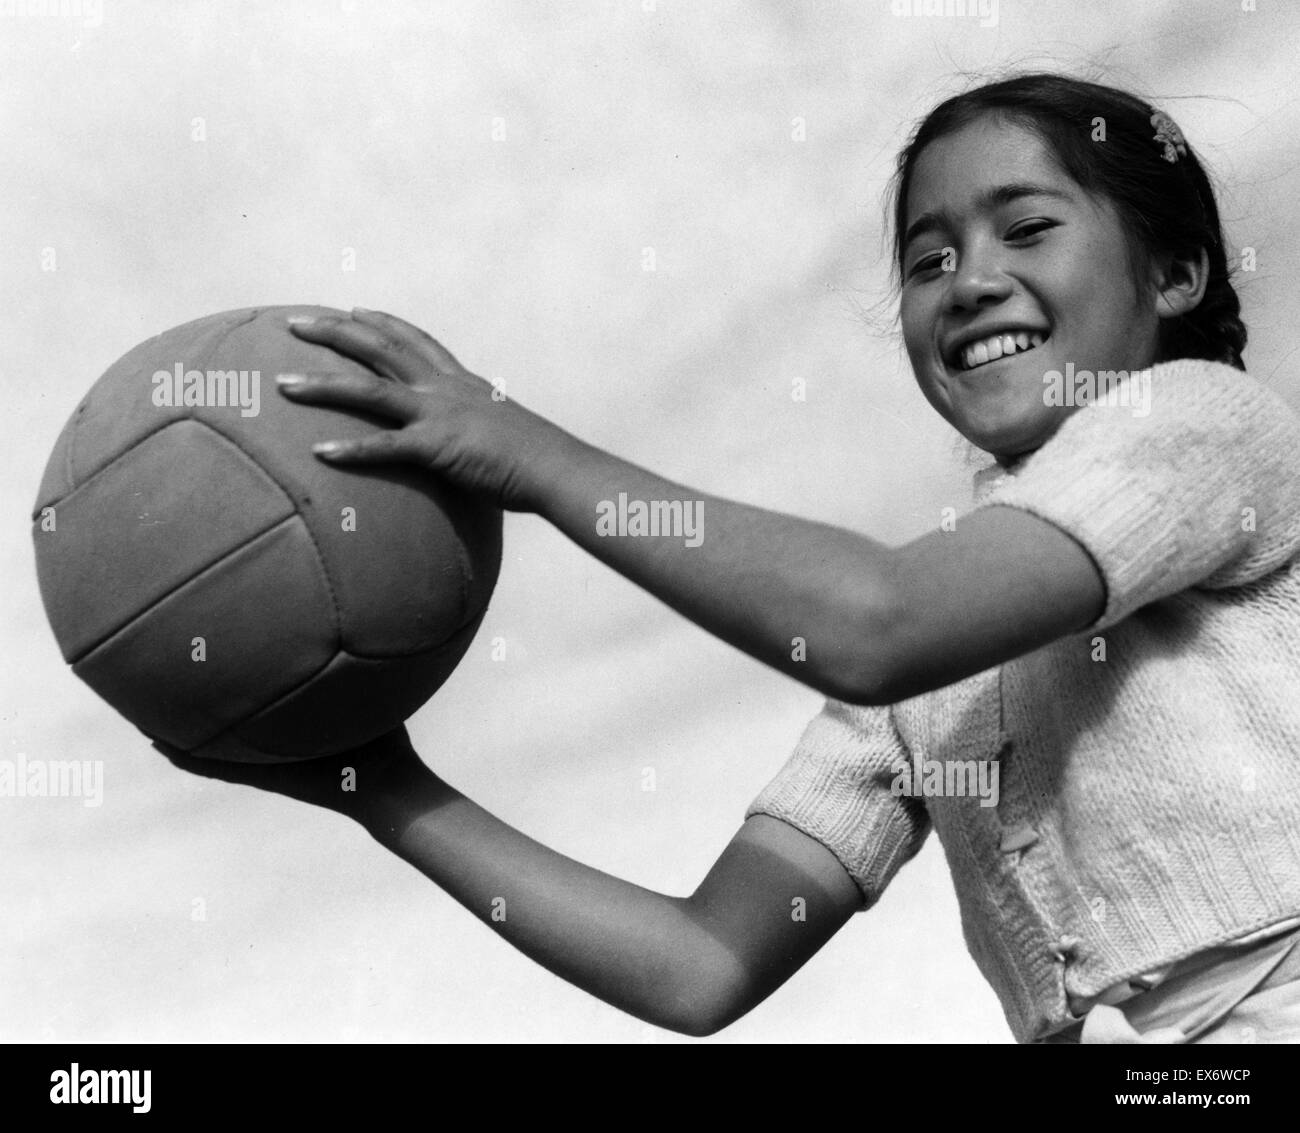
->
<box><xmin>320</xmin><ymin>729</ymin><xmax>445</xmax><ymax>836</ymax></box>
<box><xmin>354</xmin><ymin>759</ymin><xmax>455</xmax><ymax>850</ymax></box>
<box><xmin>515</xmin><ymin>418</ymin><xmax>599</xmax><ymax>515</ymax></box>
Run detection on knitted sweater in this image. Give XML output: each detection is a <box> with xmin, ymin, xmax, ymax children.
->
<box><xmin>747</xmin><ymin>358</ymin><xmax>1300</xmax><ymax>1042</ymax></box>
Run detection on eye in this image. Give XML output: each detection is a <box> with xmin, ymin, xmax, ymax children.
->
<box><xmin>1007</xmin><ymin>219</ymin><xmax>1056</xmax><ymax>242</ymax></box>
<box><xmin>905</xmin><ymin>251</ymin><xmax>947</xmax><ymax>280</ymax></box>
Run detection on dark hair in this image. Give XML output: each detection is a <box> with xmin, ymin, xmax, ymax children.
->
<box><xmin>888</xmin><ymin>72</ymin><xmax>1246</xmax><ymax>370</ymax></box>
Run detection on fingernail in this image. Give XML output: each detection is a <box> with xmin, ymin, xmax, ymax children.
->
<box><xmin>287</xmin><ymin>315</ymin><xmax>316</xmax><ymax>326</ymax></box>
<box><xmin>276</xmin><ymin>373</ymin><xmax>307</xmax><ymax>387</ymax></box>
<box><xmin>313</xmin><ymin>441</ymin><xmax>344</xmax><ymax>455</ymax></box>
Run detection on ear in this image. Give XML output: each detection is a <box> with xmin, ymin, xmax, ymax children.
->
<box><xmin>1152</xmin><ymin>246</ymin><xmax>1210</xmax><ymax>320</ymax></box>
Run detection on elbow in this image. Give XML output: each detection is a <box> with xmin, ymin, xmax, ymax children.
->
<box><xmin>668</xmin><ymin>980</ymin><xmax>751</xmax><ymax>1038</ymax></box>
<box><xmin>671</xmin><ymin>1013</ymin><xmax>732</xmax><ymax>1040</ymax></box>
<box><xmin>645</xmin><ymin>954</ymin><xmax>757</xmax><ymax>1038</ymax></box>
<box><xmin>650</xmin><ymin>1006</ymin><xmax>720</xmax><ymax>1039</ymax></box>
<box><xmin>656</xmin><ymin>995</ymin><xmax>747</xmax><ymax>1039</ymax></box>
<box><xmin>812</xmin><ymin>663</ymin><xmax>895</xmax><ymax>708</ymax></box>
<box><xmin>807</xmin><ymin>559</ymin><xmax>908</xmax><ymax>707</ymax></box>
<box><xmin>806</xmin><ymin>618</ymin><xmax>903</xmax><ymax>709</ymax></box>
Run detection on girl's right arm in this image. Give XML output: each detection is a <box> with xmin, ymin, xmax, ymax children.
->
<box><xmin>161</xmin><ymin>729</ymin><xmax>863</xmax><ymax>1037</ymax></box>
<box><xmin>364</xmin><ymin>757</ymin><xmax>862</xmax><ymax>1035</ymax></box>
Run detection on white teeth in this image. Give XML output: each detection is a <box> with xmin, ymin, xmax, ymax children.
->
<box><xmin>958</xmin><ymin>330</ymin><xmax>1047</xmax><ymax>370</ymax></box>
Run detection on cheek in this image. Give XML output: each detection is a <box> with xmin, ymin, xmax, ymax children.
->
<box><xmin>899</xmin><ymin>296</ymin><xmax>932</xmax><ymax>363</ymax></box>
<box><xmin>1056</xmin><ymin>232</ymin><xmax>1140</xmax><ymax>326</ymax></box>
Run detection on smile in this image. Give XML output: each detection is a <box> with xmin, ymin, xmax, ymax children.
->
<box><xmin>955</xmin><ymin>330</ymin><xmax>1047</xmax><ymax>372</ymax></box>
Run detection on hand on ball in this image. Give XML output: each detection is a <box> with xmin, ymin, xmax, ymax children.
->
<box><xmin>277</xmin><ymin>308</ymin><xmax>568</xmax><ymax>512</ymax></box>
<box><xmin>153</xmin><ymin>725</ymin><xmax>430</xmax><ymax>822</ymax></box>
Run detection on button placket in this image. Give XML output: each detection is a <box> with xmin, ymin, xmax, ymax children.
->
<box><xmin>994</xmin><ymin>731</ymin><xmax>1039</xmax><ymax>859</ymax></box>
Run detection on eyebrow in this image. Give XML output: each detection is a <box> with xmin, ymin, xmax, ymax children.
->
<box><xmin>903</xmin><ymin>182</ymin><xmax>1075</xmax><ymax>252</ymax></box>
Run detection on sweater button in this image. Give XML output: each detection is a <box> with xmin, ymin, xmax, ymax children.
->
<box><xmin>1050</xmin><ymin>935</ymin><xmax>1082</xmax><ymax>963</ymax></box>
<box><xmin>999</xmin><ymin>824</ymin><xmax>1038</xmax><ymax>853</ymax></box>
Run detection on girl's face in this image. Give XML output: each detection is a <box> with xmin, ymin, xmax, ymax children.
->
<box><xmin>899</xmin><ymin>116</ymin><xmax>1161</xmax><ymax>465</ymax></box>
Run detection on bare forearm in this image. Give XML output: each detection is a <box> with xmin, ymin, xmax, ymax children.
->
<box><xmin>357</xmin><ymin>770</ymin><xmax>743</xmax><ymax>1034</ymax></box>
<box><xmin>529</xmin><ymin>431</ymin><xmax>899</xmax><ymax>703</ymax></box>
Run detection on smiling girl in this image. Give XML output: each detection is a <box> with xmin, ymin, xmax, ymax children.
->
<box><xmin>171</xmin><ymin>73</ymin><xmax>1300</xmax><ymax>1043</ymax></box>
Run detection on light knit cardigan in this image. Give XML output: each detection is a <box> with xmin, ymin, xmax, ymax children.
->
<box><xmin>748</xmin><ymin>358</ymin><xmax>1300</xmax><ymax>1042</ymax></box>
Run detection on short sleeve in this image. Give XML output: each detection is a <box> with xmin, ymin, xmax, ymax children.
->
<box><xmin>976</xmin><ymin>360</ymin><xmax>1300</xmax><ymax>632</ymax></box>
<box><xmin>746</xmin><ymin>699</ymin><xmax>930</xmax><ymax>907</ymax></box>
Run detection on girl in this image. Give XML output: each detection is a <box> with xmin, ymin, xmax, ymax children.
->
<box><xmin>167</xmin><ymin>73</ymin><xmax>1300</xmax><ymax>1042</ymax></box>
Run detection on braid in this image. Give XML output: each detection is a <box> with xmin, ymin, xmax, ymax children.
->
<box><xmin>1161</xmin><ymin>260</ymin><xmax>1247</xmax><ymax>370</ymax></box>
<box><xmin>1158</xmin><ymin>167</ymin><xmax>1248</xmax><ymax>370</ymax></box>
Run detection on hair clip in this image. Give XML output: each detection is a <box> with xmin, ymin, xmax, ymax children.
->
<box><xmin>1150</xmin><ymin>110</ymin><xmax>1188</xmax><ymax>164</ymax></box>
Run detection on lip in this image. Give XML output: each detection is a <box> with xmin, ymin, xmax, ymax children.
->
<box><xmin>943</xmin><ymin>325</ymin><xmax>1050</xmax><ymax>371</ymax></box>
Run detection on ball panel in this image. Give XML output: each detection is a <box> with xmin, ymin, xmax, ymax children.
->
<box><xmin>407</xmin><ymin>475</ymin><xmax>503</xmax><ymax>625</ymax></box>
<box><xmin>191</xmin><ymin>612</ymin><xmax>488</xmax><ymax>762</ymax></box>
<box><xmin>33</xmin><ymin>404</ymin><xmax>78</xmax><ymax>515</ymax></box>
<box><xmin>34</xmin><ymin>419</ymin><xmax>296</xmax><ymax>663</ymax></box>
<box><xmin>58</xmin><ymin>309</ymin><xmax>261</xmax><ymax>490</ymax></box>
<box><xmin>194</xmin><ymin>308</ymin><xmax>502</xmax><ymax>655</ymax></box>
<box><xmin>73</xmin><ymin>516</ymin><xmax>336</xmax><ymax>750</ymax></box>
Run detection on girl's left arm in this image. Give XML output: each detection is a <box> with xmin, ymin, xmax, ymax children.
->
<box><xmin>282</xmin><ymin>310</ymin><xmax>1104</xmax><ymax>705</ymax></box>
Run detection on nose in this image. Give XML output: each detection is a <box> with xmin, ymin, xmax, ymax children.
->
<box><xmin>944</xmin><ymin>239</ymin><xmax>1013</xmax><ymax>314</ymax></box>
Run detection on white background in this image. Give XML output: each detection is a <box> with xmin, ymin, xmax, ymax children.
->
<box><xmin>3</xmin><ymin>0</ymin><xmax>1298</xmax><ymax>1043</ymax></box>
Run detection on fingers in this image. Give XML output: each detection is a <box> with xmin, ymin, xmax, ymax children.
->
<box><xmin>276</xmin><ymin>371</ymin><xmax>418</xmax><ymax>423</ymax></box>
<box><xmin>289</xmin><ymin>310</ymin><xmax>462</xmax><ymax>387</ymax></box>
<box><xmin>311</xmin><ymin>428</ymin><xmax>432</xmax><ymax>467</ymax></box>
<box><xmin>288</xmin><ymin>315</ymin><xmax>414</xmax><ymax>383</ymax></box>
<box><xmin>152</xmin><ymin>740</ymin><xmax>250</xmax><ymax>784</ymax></box>
<box><xmin>349</xmin><ymin>308</ymin><xmax>466</xmax><ymax>374</ymax></box>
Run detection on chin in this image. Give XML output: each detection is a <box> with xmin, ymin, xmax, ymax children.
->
<box><xmin>958</xmin><ymin>418</ymin><xmax>1044</xmax><ymax>462</ymax></box>
<box><xmin>956</xmin><ymin>394</ymin><xmax>1062</xmax><ymax>453</ymax></box>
